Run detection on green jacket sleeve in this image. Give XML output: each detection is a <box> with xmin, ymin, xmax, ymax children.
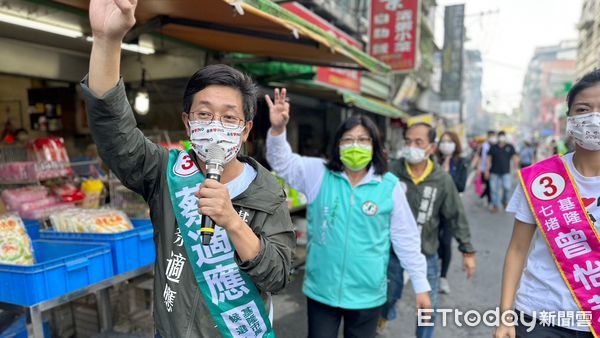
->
<box><xmin>80</xmin><ymin>76</ymin><xmax>166</xmax><ymax>201</ymax></box>
<box><xmin>234</xmin><ymin>202</ymin><xmax>296</xmax><ymax>293</ymax></box>
<box><xmin>440</xmin><ymin>175</ymin><xmax>475</xmax><ymax>253</ymax></box>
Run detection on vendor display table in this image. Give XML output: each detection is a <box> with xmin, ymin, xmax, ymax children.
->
<box><xmin>0</xmin><ymin>265</ymin><xmax>153</xmax><ymax>338</ymax></box>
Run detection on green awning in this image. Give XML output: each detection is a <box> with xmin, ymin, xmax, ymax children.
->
<box><xmin>342</xmin><ymin>91</ymin><xmax>408</xmax><ymax>118</ymax></box>
<box><xmin>243</xmin><ymin>0</ymin><xmax>390</xmax><ymax>73</ymax></box>
<box><xmin>232</xmin><ymin>56</ymin><xmax>315</xmax><ymax>83</ymax></box>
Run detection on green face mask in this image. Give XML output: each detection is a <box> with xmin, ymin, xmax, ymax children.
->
<box><xmin>339</xmin><ymin>144</ymin><xmax>373</xmax><ymax>171</ymax></box>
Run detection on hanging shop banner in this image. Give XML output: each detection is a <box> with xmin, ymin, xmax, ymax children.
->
<box><xmin>368</xmin><ymin>0</ymin><xmax>420</xmax><ymax>72</ymax></box>
<box><xmin>440</xmin><ymin>4</ymin><xmax>465</xmax><ymax>102</ymax></box>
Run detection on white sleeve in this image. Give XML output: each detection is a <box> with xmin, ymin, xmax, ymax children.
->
<box><xmin>265</xmin><ymin>128</ymin><xmax>326</xmax><ymax>203</ymax></box>
<box><xmin>506</xmin><ymin>185</ymin><xmax>536</xmax><ymax>225</ymax></box>
<box><xmin>390</xmin><ymin>182</ymin><xmax>431</xmax><ymax>294</ymax></box>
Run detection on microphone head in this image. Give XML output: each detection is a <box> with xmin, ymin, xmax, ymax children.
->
<box><xmin>206</xmin><ymin>143</ymin><xmax>226</xmax><ymax>164</ymax></box>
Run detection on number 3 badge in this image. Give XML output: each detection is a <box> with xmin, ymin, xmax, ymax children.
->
<box><xmin>531</xmin><ymin>173</ymin><xmax>565</xmax><ymax>201</ymax></box>
<box><xmin>174</xmin><ymin>152</ymin><xmax>199</xmax><ymax>177</ymax></box>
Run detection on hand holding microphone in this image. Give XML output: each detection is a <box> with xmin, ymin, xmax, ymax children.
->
<box><xmin>196</xmin><ymin>144</ymin><xmax>237</xmax><ymax>245</ymax></box>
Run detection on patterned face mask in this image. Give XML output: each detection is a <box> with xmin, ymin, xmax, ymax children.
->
<box><xmin>189</xmin><ymin>121</ymin><xmax>245</xmax><ymax>164</ymax></box>
<box><xmin>566</xmin><ymin>112</ymin><xmax>600</xmax><ymax>151</ymax></box>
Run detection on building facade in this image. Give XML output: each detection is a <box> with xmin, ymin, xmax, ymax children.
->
<box><xmin>576</xmin><ymin>0</ymin><xmax>600</xmax><ymax>79</ymax></box>
<box><xmin>521</xmin><ymin>40</ymin><xmax>577</xmax><ymax>140</ymax></box>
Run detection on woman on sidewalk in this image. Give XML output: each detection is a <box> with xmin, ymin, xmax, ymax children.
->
<box><xmin>436</xmin><ymin>131</ymin><xmax>468</xmax><ymax>294</ymax></box>
<box><xmin>265</xmin><ymin>88</ymin><xmax>431</xmax><ymax>338</ymax></box>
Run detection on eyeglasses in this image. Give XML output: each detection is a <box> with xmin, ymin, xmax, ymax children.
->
<box><xmin>340</xmin><ymin>136</ymin><xmax>372</xmax><ymax>146</ymax></box>
<box><xmin>187</xmin><ymin>111</ymin><xmax>245</xmax><ymax>129</ymax></box>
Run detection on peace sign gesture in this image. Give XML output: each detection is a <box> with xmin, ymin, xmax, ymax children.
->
<box><xmin>266</xmin><ymin>88</ymin><xmax>290</xmax><ymax>136</ymax></box>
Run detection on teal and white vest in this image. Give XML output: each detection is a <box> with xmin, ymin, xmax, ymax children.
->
<box><xmin>303</xmin><ymin>169</ymin><xmax>398</xmax><ymax>309</ymax></box>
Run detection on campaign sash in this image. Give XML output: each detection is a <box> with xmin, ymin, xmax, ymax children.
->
<box><xmin>520</xmin><ymin>155</ymin><xmax>600</xmax><ymax>336</ymax></box>
<box><xmin>166</xmin><ymin>150</ymin><xmax>275</xmax><ymax>338</ymax></box>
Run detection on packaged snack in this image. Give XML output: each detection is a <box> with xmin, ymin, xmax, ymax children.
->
<box><xmin>52</xmin><ymin>184</ymin><xmax>85</xmax><ymax>203</ymax></box>
<box><xmin>50</xmin><ymin>208</ymin><xmax>133</xmax><ymax>234</ymax></box>
<box><xmin>0</xmin><ymin>214</ymin><xmax>34</xmax><ymax>265</ymax></box>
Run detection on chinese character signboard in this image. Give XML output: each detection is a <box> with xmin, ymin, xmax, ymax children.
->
<box><xmin>440</xmin><ymin>4</ymin><xmax>465</xmax><ymax>102</ymax></box>
<box><xmin>282</xmin><ymin>2</ymin><xmax>362</xmax><ymax>92</ymax></box>
<box><xmin>369</xmin><ymin>0</ymin><xmax>420</xmax><ymax>72</ymax></box>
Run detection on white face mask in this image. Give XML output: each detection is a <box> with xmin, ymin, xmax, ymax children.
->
<box><xmin>402</xmin><ymin>146</ymin><xmax>429</xmax><ymax>164</ymax></box>
<box><xmin>566</xmin><ymin>112</ymin><xmax>600</xmax><ymax>151</ymax></box>
<box><xmin>498</xmin><ymin>136</ymin><xmax>507</xmax><ymax>143</ymax></box>
<box><xmin>189</xmin><ymin>121</ymin><xmax>245</xmax><ymax>163</ymax></box>
<box><xmin>488</xmin><ymin>136</ymin><xmax>498</xmax><ymax>145</ymax></box>
<box><xmin>439</xmin><ymin>142</ymin><xmax>456</xmax><ymax>156</ymax></box>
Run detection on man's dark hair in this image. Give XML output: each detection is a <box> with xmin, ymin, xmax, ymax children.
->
<box><xmin>182</xmin><ymin>64</ymin><xmax>257</xmax><ymax>121</ymax></box>
<box><xmin>567</xmin><ymin>69</ymin><xmax>600</xmax><ymax>115</ymax></box>
<box><xmin>326</xmin><ymin>115</ymin><xmax>387</xmax><ymax>175</ymax></box>
<box><xmin>487</xmin><ymin>130</ymin><xmax>496</xmax><ymax>136</ymax></box>
<box><xmin>498</xmin><ymin>131</ymin><xmax>506</xmax><ymax>137</ymax></box>
<box><xmin>404</xmin><ymin>122</ymin><xmax>436</xmax><ymax>144</ymax></box>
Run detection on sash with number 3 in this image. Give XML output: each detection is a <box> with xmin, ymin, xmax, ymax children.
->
<box><xmin>520</xmin><ymin>155</ymin><xmax>600</xmax><ymax>337</ymax></box>
<box><xmin>167</xmin><ymin>150</ymin><xmax>275</xmax><ymax>338</ymax></box>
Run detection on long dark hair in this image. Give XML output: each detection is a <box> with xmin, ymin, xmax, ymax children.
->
<box><xmin>326</xmin><ymin>115</ymin><xmax>387</xmax><ymax>175</ymax></box>
<box><xmin>436</xmin><ymin>131</ymin><xmax>463</xmax><ymax>162</ymax></box>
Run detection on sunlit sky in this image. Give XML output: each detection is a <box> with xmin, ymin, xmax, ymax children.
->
<box><xmin>434</xmin><ymin>0</ymin><xmax>581</xmax><ymax>115</ymax></box>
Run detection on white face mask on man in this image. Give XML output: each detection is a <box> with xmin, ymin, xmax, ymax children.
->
<box><xmin>566</xmin><ymin>111</ymin><xmax>600</xmax><ymax>151</ymax></box>
<box><xmin>189</xmin><ymin>120</ymin><xmax>245</xmax><ymax>163</ymax></box>
<box><xmin>402</xmin><ymin>146</ymin><xmax>429</xmax><ymax>164</ymax></box>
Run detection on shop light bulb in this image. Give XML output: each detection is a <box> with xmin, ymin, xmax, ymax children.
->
<box><xmin>134</xmin><ymin>90</ymin><xmax>150</xmax><ymax>115</ymax></box>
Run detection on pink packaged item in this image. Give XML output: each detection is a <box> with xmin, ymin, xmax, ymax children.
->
<box><xmin>1</xmin><ymin>186</ymin><xmax>48</xmax><ymax>207</ymax></box>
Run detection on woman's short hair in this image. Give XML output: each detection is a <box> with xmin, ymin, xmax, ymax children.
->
<box><xmin>326</xmin><ymin>115</ymin><xmax>387</xmax><ymax>175</ymax></box>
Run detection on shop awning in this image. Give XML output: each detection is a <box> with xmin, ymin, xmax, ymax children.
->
<box><xmin>269</xmin><ymin>81</ymin><xmax>407</xmax><ymax>119</ymax></box>
<box><xmin>341</xmin><ymin>91</ymin><xmax>407</xmax><ymax>119</ymax></box>
<box><xmin>52</xmin><ymin>0</ymin><xmax>389</xmax><ymax>73</ymax></box>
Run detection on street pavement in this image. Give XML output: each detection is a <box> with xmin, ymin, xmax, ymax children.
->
<box><xmin>272</xmin><ymin>190</ymin><xmax>516</xmax><ymax>338</ymax></box>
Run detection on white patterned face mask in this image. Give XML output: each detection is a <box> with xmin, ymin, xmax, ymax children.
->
<box><xmin>189</xmin><ymin>121</ymin><xmax>245</xmax><ymax>164</ymax></box>
<box><xmin>566</xmin><ymin>112</ymin><xmax>600</xmax><ymax>151</ymax></box>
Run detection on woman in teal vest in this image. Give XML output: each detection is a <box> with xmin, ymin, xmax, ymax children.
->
<box><xmin>265</xmin><ymin>88</ymin><xmax>431</xmax><ymax>338</ymax></box>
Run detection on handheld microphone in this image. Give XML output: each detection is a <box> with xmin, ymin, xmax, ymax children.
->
<box><xmin>200</xmin><ymin>144</ymin><xmax>226</xmax><ymax>245</ymax></box>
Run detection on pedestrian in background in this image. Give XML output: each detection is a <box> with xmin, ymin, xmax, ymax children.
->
<box><xmin>472</xmin><ymin>131</ymin><xmax>496</xmax><ymax>206</ymax></box>
<box><xmin>518</xmin><ymin>141</ymin><xmax>536</xmax><ymax>168</ymax></box>
<box><xmin>380</xmin><ymin>123</ymin><xmax>476</xmax><ymax>338</ymax></box>
<box><xmin>265</xmin><ymin>88</ymin><xmax>431</xmax><ymax>338</ymax></box>
<box><xmin>436</xmin><ymin>131</ymin><xmax>469</xmax><ymax>295</ymax></box>
<box><xmin>486</xmin><ymin>131</ymin><xmax>519</xmax><ymax>213</ymax></box>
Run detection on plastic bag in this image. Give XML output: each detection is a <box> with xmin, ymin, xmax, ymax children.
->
<box><xmin>475</xmin><ymin>174</ymin><xmax>484</xmax><ymax>197</ymax></box>
<box><xmin>0</xmin><ymin>214</ymin><xmax>34</xmax><ymax>265</ymax></box>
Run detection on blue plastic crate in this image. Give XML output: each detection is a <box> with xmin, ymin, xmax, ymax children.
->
<box><xmin>0</xmin><ymin>240</ymin><xmax>113</xmax><ymax>307</ymax></box>
<box><xmin>22</xmin><ymin>219</ymin><xmax>41</xmax><ymax>240</ymax></box>
<box><xmin>40</xmin><ymin>219</ymin><xmax>155</xmax><ymax>274</ymax></box>
<box><xmin>0</xmin><ymin>315</ymin><xmax>51</xmax><ymax>338</ymax></box>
